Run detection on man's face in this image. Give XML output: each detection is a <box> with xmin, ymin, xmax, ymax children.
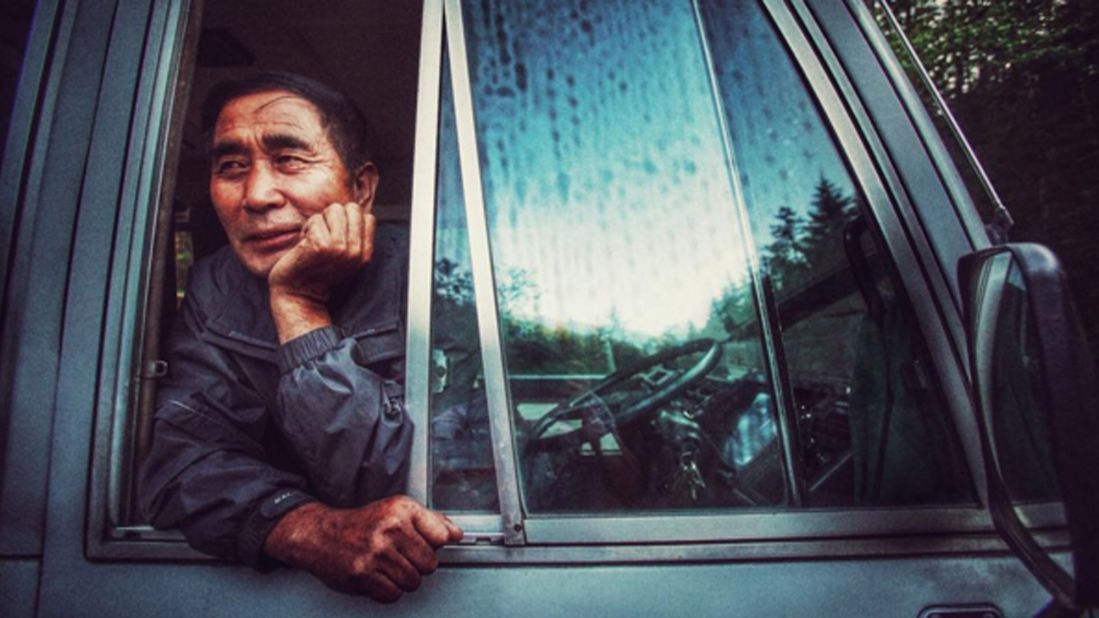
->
<box><xmin>209</xmin><ymin>90</ymin><xmax>376</xmax><ymax>277</ymax></box>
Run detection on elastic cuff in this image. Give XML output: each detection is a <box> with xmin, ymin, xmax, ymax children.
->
<box><xmin>277</xmin><ymin>326</ymin><xmax>341</xmax><ymax>374</ymax></box>
<box><xmin>237</xmin><ymin>489</ymin><xmax>316</xmax><ymax>571</ymax></box>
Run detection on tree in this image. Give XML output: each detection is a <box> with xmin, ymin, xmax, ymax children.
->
<box><xmin>877</xmin><ymin>0</ymin><xmax>1099</xmax><ymax>359</ymax></box>
<box><xmin>762</xmin><ymin>205</ymin><xmax>806</xmax><ymax>291</ymax></box>
<box><xmin>802</xmin><ymin>176</ymin><xmax>854</xmax><ymax>268</ymax></box>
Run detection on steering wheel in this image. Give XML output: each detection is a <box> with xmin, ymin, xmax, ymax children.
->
<box><xmin>526</xmin><ymin>339</ymin><xmax>722</xmax><ymax>448</ymax></box>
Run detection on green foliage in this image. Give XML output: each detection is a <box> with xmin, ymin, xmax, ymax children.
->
<box><xmin>875</xmin><ymin>0</ymin><xmax>1099</xmax><ymax>358</ymax></box>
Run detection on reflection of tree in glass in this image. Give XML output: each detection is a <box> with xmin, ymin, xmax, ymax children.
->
<box><xmin>434</xmin><ymin>258</ymin><xmax>474</xmax><ymax>304</ymax></box>
<box><xmin>433</xmin><ymin>257</ymin><xmax>643</xmax><ymax>375</ymax></box>
<box><xmin>765</xmin><ymin>177</ymin><xmax>855</xmax><ymax>294</ymax></box>
<box><xmin>762</xmin><ymin>205</ymin><xmax>805</xmax><ymax>291</ymax></box>
<box><xmin>712</xmin><ymin>176</ymin><xmax>857</xmax><ymax>335</ymax></box>
<box><xmin>437</xmin><ymin>173</ymin><xmax>859</xmax><ymax>379</ymax></box>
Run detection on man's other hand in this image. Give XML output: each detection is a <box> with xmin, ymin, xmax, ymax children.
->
<box><xmin>263</xmin><ymin>496</ymin><xmax>463</xmax><ymax>603</ymax></box>
<box><xmin>267</xmin><ymin>202</ymin><xmax>376</xmax><ymax>343</ymax></box>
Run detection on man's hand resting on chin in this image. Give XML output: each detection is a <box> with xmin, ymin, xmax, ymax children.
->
<box><xmin>268</xmin><ymin>201</ymin><xmax>376</xmax><ymax>344</ymax></box>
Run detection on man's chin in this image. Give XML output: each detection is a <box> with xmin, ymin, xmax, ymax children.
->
<box><xmin>233</xmin><ymin>249</ymin><xmax>280</xmax><ymax>280</ymax></box>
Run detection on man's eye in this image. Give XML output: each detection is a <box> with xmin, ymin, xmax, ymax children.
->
<box><xmin>214</xmin><ymin>160</ymin><xmax>247</xmax><ymax>176</ymax></box>
<box><xmin>275</xmin><ymin>154</ymin><xmax>307</xmax><ymax>169</ymax></box>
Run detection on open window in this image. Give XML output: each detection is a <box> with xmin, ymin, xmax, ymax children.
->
<box><xmin>89</xmin><ymin>0</ymin><xmax>430</xmax><ymax>554</ymax></box>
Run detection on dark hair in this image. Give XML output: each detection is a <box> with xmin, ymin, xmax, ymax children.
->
<box><xmin>201</xmin><ymin>71</ymin><xmax>373</xmax><ymax>174</ymax></box>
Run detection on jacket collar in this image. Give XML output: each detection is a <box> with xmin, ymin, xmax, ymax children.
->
<box><xmin>200</xmin><ymin>228</ymin><xmax>403</xmax><ymax>358</ymax></box>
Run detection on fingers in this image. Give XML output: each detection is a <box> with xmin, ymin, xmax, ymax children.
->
<box><xmin>443</xmin><ymin>515</ymin><xmax>464</xmax><ymax>543</ymax></box>
<box><xmin>314</xmin><ymin>202</ymin><xmax>372</xmax><ymax>264</ymax></box>
<box><xmin>301</xmin><ymin>213</ymin><xmax>331</xmax><ymax>247</ymax></box>
<box><xmin>355</xmin><ymin>571</ymin><xmax>403</xmax><ymax>604</ymax></box>
<box><xmin>379</xmin><ymin>548</ymin><xmax>424</xmax><ymax>593</ymax></box>
<box><xmin>361</xmin><ymin>207</ymin><xmax>376</xmax><ymax>266</ymax></box>
<box><xmin>345</xmin><ymin>200</ymin><xmax>363</xmax><ymax>257</ymax></box>
<box><xmin>412</xmin><ymin>505</ymin><xmax>464</xmax><ymax>548</ymax></box>
<box><xmin>341</xmin><ymin>537</ymin><xmax>425</xmax><ymax>602</ymax></box>
<box><xmin>393</xmin><ymin>526</ymin><xmax>440</xmax><ymax>575</ymax></box>
<box><xmin>322</xmin><ymin>203</ymin><xmax>348</xmax><ymax>253</ymax></box>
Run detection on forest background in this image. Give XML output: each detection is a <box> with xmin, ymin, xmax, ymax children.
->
<box><xmin>881</xmin><ymin>0</ymin><xmax>1099</xmax><ymax>361</ymax></box>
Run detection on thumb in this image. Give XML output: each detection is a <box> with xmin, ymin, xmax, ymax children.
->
<box><xmin>442</xmin><ymin>515</ymin><xmax>463</xmax><ymax>543</ymax></box>
<box><xmin>412</xmin><ymin>507</ymin><xmax>463</xmax><ymax>547</ymax></box>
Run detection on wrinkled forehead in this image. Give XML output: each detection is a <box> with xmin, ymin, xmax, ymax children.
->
<box><xmin>213</xmin><ymin>90</ymin><xmax>327</xmax><ymax>141</ymax></box>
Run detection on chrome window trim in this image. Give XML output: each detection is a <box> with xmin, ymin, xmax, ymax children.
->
<box><xmin>440</xmin><ymin>527</ymin><xmax>1069</xmax><ymax>566</ymax></box>
<box><xmin>523</xmin><ymin>504</ymin><xmax>1065</xmax><ymax>545</ymax></box>
<box><xmin>407</xmin><ymin>1</ymin><xmax>507</xmax><ymax>543</ymax></box>
<box><xmin>405</xmin><ymin>0</ymin><xmax>445</xmax><ymax>506</ymax></box>
<box><xmin>95</xmin><ymin>502</ymin><xmax>1065</xmax><ymax>563</ymax></box>
<box><xmin>443</xmin><ymin>0</ymin><xmax>525</xmax><ymax>546</ymax></box>
<box><xmin>846</xmin><ymin>0</ymin><xmax>993</xmax><ymax>250</ymax></box>
<box><xmin>448</xmin><ymin>514</ymin><xmax>505</xmax><ymax>546</ymax></box>
<box><xmin>86</xmin><ymin>0</ymin><xmax>197</xmax><ymax>560</ymax></box>
<box><xmin>784</xmin><ymin>0</ymin><xmax>990</xmax><ymax>506</ymax></box>
<box><xmin>691</xmin><ymin>0</ymin><xmax>805</xmax><ymax>506</ymax></box>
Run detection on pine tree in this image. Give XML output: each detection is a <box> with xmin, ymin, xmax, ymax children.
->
<box><xmin>802</xmin><ymin>176</ymin><xmax>853</xmax><ymax>271</ymax></box>
<box><xmin>763</xmin><ymin>205</ymin><xmax>807</xmax><ymax>291</ymax></box>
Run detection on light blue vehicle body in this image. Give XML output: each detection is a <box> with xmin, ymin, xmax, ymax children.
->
<box><xmin>0</xmin><ymin>0</ymin><xmax>1067</xmax><ymax>615</ymax></box>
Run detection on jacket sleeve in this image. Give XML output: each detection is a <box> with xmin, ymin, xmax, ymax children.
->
<box><xmin>273</xmin><ymin>325</ymin><xmax>413</xmax><ymax>508</ymax></box>
<box><xmin>140</xmin><ymin>297</ymin><xmax>316</xmax><ymax>567</ymax></box>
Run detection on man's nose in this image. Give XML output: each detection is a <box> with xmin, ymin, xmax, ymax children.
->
<box><xmin>242</xmin><ymin>163</ymin><xmax>285</xmax><ymax>213</ymax></box>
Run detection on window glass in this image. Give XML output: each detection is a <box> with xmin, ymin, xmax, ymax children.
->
<box><xmin>461</xmin><ymin>0</ymin><xmax>971</xmax><ymax>513</ymax></box>
<box><xmin>429</xmin><ymin>50</ymin><xmax>499</xmax><ymax>511</ymax></box>
<box><xmin>699</xmin><ymin>0</ymin><xmax>972</xmax><ymax>506</ymax></box>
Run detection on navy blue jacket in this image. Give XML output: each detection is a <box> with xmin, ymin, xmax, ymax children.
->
<box><xmin>140</xmin><ymin>225</ymin><xmax>410</xmax><ymax>567</ymax></box>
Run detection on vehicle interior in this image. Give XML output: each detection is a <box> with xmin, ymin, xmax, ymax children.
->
<box><xmin>429</xmin><ymin>212</ymin><xmax>973</xmax><ymax>513</ymax></box>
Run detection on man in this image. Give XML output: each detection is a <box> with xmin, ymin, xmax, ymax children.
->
<box><xmin>141</xmin><ymin>72</ymin><xmax>461</xmax><ymax>603</ymax></box>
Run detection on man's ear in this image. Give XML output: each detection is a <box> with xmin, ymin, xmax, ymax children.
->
<box><xmin>352</xmin><ymin>162</ymin><xmax>380</xmax><ymax>211</ymax></box>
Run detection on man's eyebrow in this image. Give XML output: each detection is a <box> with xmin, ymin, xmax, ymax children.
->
<box><xmin>208</xmin><ymin>133</ymin><xmax>315</xmax><ymax>162</ymax></box>
<box><xmin>209</xmin><ymin>139</ymin><xmax>247</xmax><ymax>161</ymax></box>
<box><xmin>260</xmin><ymin>132</ymin><xmax>315</xmax><ymax>153</ymax></box>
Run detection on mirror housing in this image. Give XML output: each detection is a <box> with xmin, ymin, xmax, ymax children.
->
<box><xmin>960</xmin><ymin>243</ymin><xmax>1099</xmax><ymax>611</ymax></box>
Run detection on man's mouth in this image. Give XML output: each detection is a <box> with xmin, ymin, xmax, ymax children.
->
<box><xmin>243</xmin><ymin>227</ymin><xmax>301</xmax><ymax>251</ymax></box>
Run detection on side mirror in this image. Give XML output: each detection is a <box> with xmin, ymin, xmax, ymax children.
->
<box><xmin>960</xmin><ymin>243</ymin><xmax>1099</xmax><ymax>613</ymax></box>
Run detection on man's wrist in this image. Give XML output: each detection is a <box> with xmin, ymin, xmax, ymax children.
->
<box><xmin>270</xmin><ymin>290</ymin><xmax>332</xmax><ymax>343</ymax></box>
<box><xmin>263</xmin><ymin>501</ymin><xmax>328</xmax><ymax>568</ymax></box>
<box><xmin>239</xmin><ymin>489</ymin><xmax>317</xmax><ymax>569</ymax></box>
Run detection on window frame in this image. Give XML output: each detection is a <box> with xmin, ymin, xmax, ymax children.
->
<box><xmin>86</xmin><ymin>0</ymin><xmax>203</xmax><ymax>559</ymax></box>
<box><xmin>86</xmin><ymin>0</ymin><xmax>453</xmax><ymax>559</ymax></box>
<box><xmin>415</xmin><ymin>0</ymin><xmax>1060</xmax><ymax>553</ymax></box>
<box><xmin>85</xmin><ymin>0</ymin><xmax>1068</xmax><ymax>563</ymax></box>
